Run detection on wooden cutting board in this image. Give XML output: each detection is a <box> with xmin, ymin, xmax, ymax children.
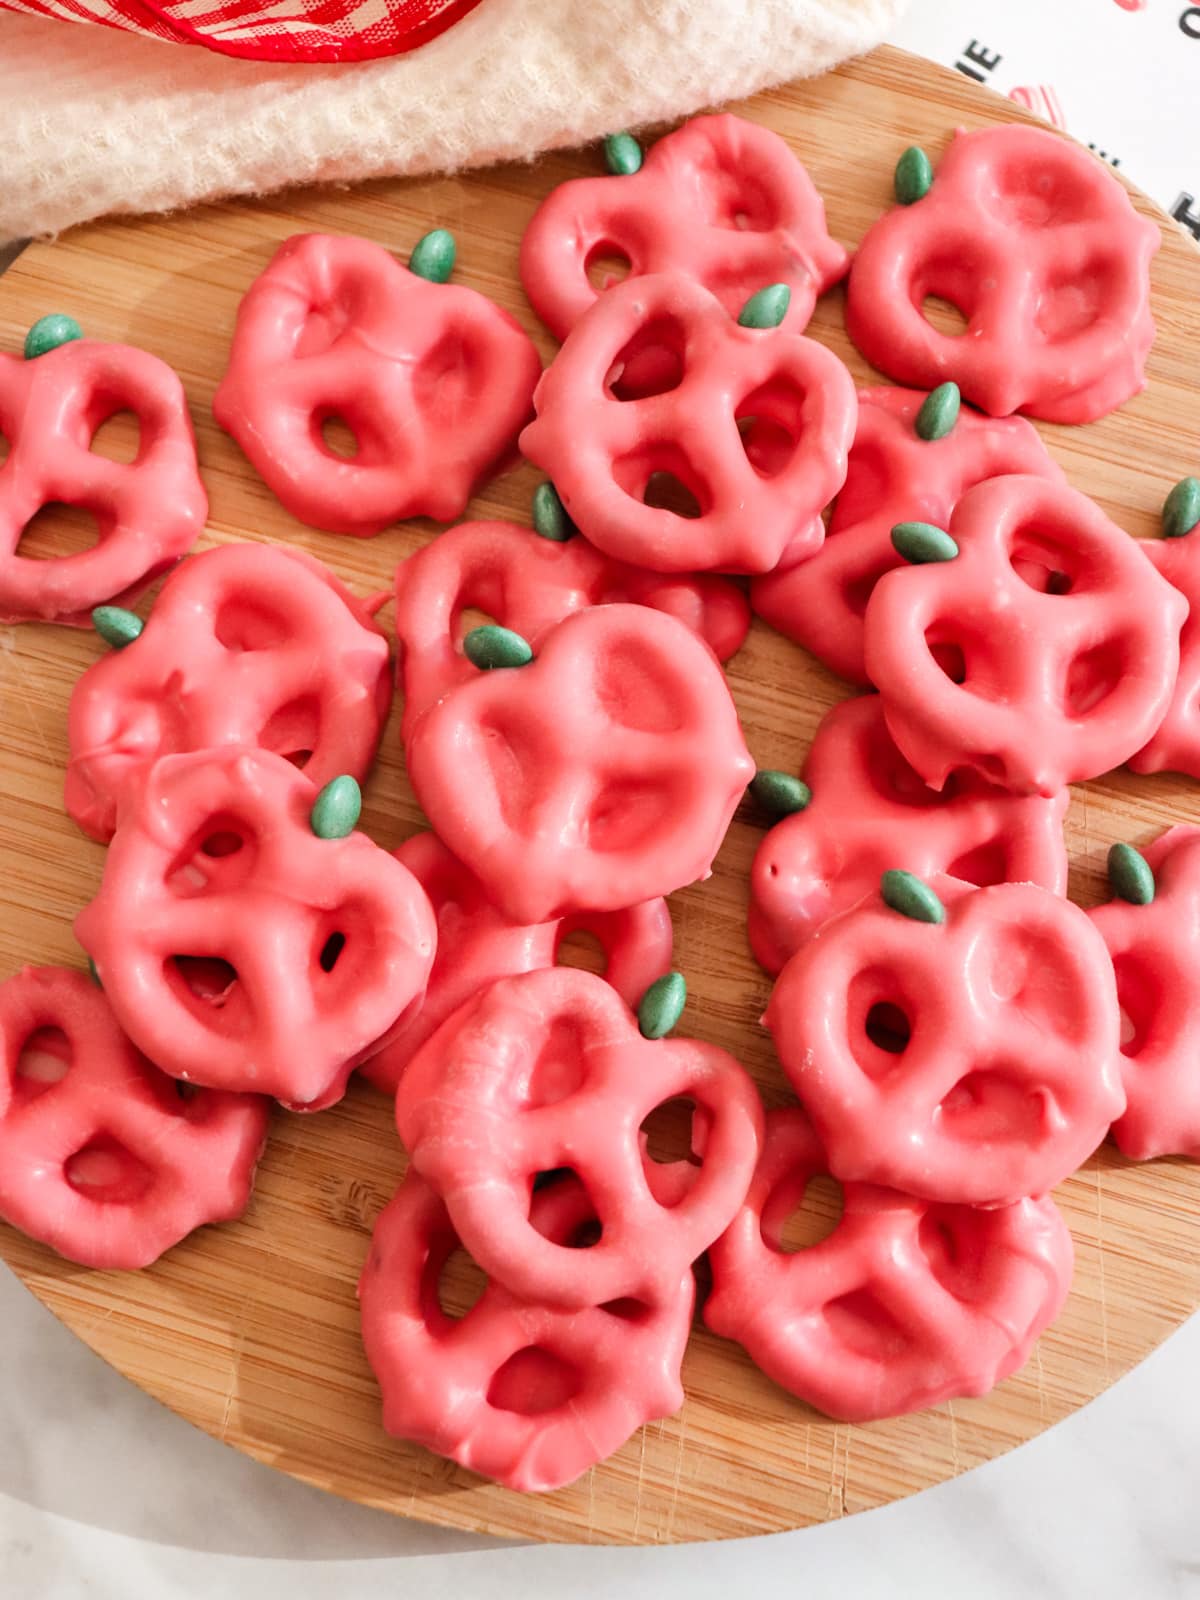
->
<box><xmin>1</xmin><ymin>43</ymin><xmax>1199</xmax><ymax>1548</ymax></box>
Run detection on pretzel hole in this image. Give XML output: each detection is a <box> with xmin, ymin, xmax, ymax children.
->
<box><xmin>296</xmin><ymin>295</ymin><xmax>356</xmax><ymax>358</ymax></box>
<box><xmin>487</xmin><ymin>1347</ymin><xmax>582</xmax><ymax>1416</ymax></box>
<box><xmin>436</xmin><ymin>1245</ymin><xmax>489</xmax><ymax>1321</ymax></box>
<box><xmin>761</xmin><ymin>1168</ymin><xmax>844</xmax><ymax>1254</ymax></box>
<box><xmin>920</xmin><ymin>295</ymin><xmax>970</xmax><ymax>338</ymax></box>
<box><xmin>1035</xmin><ymin>268</ymin><xmax>1110</xmax><ymax>342</ymax></box>
<box><xmin>260</xmin><ymin>695</ymin><xmax>320</xmax><ymax>770</ymax></box>
<box><xmin>586</xmin><ymin>778</ymin><xmax>673</xmax><ymax>852</ymax></box>
<box><xmin>554</xmin><ymin>927</ymin><xmax>606</xmax><ymax>980</ymax></box>
<box><xmin>65</xmin><ymin>1135</ymin><xmax>153</xmax><ymax>1205</ymax></box>
<box><xmin>946</xmin><ymin>839</ymin><xmax>1008</xmax><ymax>888</ymax></box>
<box><xmin>170</xmin><ymin>955</ymin><xmax>239</xmax><ymax>1008</ymax></box>
<box><xmin>1010</xmin><ymin>533</ymin><xmax>1076</xmax><ymax>595</ymax></box>
<box><xmin>1064</xmin><ymin>641</ymin><xmax>1123</xmax><ymax>718</ymax></box>
<box><xmin>14</xmin><ymin>1026</ymin><xmax>71</xmax><ymax>1106</ymax></box>
<box><xmin>823</xmin><ymin>1288</ymin><xmax>912</xmax><ymax>1360</ymax></box>
<box><xmin>318</xmin><ymin>932</ymin><xmax>346</xmax><ymax>974</ymax></box>
<box><xmin>640</xmin><ymin>1096</ymin><xmax>702</xmax><ymax>1174</ymax></box>
<box><xmin>598</xmin><ymin>1297</ymin><xmax>652</xmax><ymax>1323</ymax></box>
<box><xmin>593</xmin><ymin>639</ymin><xmax>685</xmax><ymax>733</ymax></box>
<box><xmin>848</xmin><ymin>968</ymin><xmax>913</xmax><ymax>1081</ymax></box>
<box><xmin>1110</xmin><ymin>952</ymin><xmax>1158</xmax><ymax>1058</ymax></box>
<box><xmin>604</xmin><ymin>315</ymin><xmax>686</xmax><ymax>402</ymax></box>
<box><xmin>214</xmin><ymin>598</ymin><xmax>292</xmax><ymax>652</ymax></box>
<box><xmin>865</xmin><ymin>1002</ymin><xmax>911</xmax><ymax>1054</ymax></box>
<box><xmin>937</xmin><ymin>1070</ymin><xmax>1043</xmax><ymax>1143</ymax></box>
<box><xmin>585</xmin><ymin>242</ymin><xmax>633</xmax><ymax>292</ymax></box>
<box><xmin>318</xmin><ymin>414</ymin><xmax>359</xmax><ymax>460</ymax></box>
<box><xmin>15</xmin><ymin>503</ymin><xmax>102</xmax><ymax>562</ymax></box>
<box><xmin>990</xmin><ymin>161</ymin><xmax>1096</xmax><ymax>228</ymax></box>
<box><xmin>694</xmin><ymin>159</ymin><xmax>778</xmax><ymax>232</ymax></box>
<box><xmin>613</xmin><ymin>443</ymin><xmax>709</xmax><ymax>521</ymax></box>
<box><xmin>736</xmin><ymin>380</ymin><xmax>804</xmax><ymax>479</ymax></box>
<box><xmin>415</xmin><ymin>331</ymin><xmax>481</xmax><ymax>425</ymax></box>
<box><xmin>479</xmin><ymin>718</ymin><xmax>538</xmax><ymax>830</ymax></box>
<box><xmin>524</xmin><ymin>1014</ymin><xmax>587</xmax><ymax>1107</ymax></box>
<box><xmin>864</xmin><ymin>723</ymin><xmax>941</xmax><ymax>808</ymax></box>
<box><xmin>89</xmin><ymin>409</ymin><xmax>141</xmax><ymax>465</ymax></box>
<box><xmin>923</xmin><ymin>630</ymin><xmax>967</xmax><ymax>685</ymax></box>
<box><xmin>166</xmin><ymin>816</ymin><xmax>254</xmax><ymax>895</ymax></box>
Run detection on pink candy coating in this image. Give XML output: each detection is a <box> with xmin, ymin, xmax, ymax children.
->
<box><xmin>393</xmin><ymin>518</ymin><xmax>749</xmax><ymax>741</ymax></box>
<box><xmin>359</xmin><ymin>1168</ymin><xmax>692</xmax><ymax>1492</ymax></box>
<box><xmin>766</xmin><ymin>879</ymin><xmax>1125</xmax><ymax>1206</ymax></box>
<box><xmin>519</xmin><ymin>272</ymin><xmax>856</xmax><ymax>574</ymax></box>
<box><xmin>749</xmin><ymin>695</ymin><xmax>1068</xmax><ymax>975</ymax></box>
<box><xmin>0</xmin><ymin>339</ymin><xmax>206</xmax><ymax>625</ymax></box>
<box><xmin>751</xmin><ymin>386</ymin><xmax>1065</xmax><ymax>684</ymax></box>
<box><xmin>359</xmin><ymin>832</ymin><xmax>673</xmax><ymax>1096</ymax></box>
<box><xmin>705</xmin><ymin>1108</ymin><xmax>1074</xmax><ymax>1421</ymax></box>
<box><xmin>846</xmin><ymin>124</ymin><xmax>1160</xmax><ymax>423</ymax></box>
<box><xmin>520</xmin><ymin>113</ymin><xmax>848</xmax><ymax>342</ymax></box>
<box><xmin>213</xmin><ymin>233</ymin><xmax>542</xmax><ymax>537</ymax></box>
<box><xmin>1088</xmin><ymin>826</ymin><xmax>1200</xmax><ymax>1160</ymax></box>
<box><xmin>0</xmin><ymin>966</ymin><xmax>269</xmax><ymax>1269</ymax></box>
<box><xmin>395</xmin><ymin>966</ymin><xmax>764</xmax><ymax>1310</ymax></box>
<box><xmin>1129</xmin><ymin>533</ymin><xmax>1200</xmax><ymax>780</ymax></box>
<box><xmin>74</xmin><ymin>748</ymin><xmax>436</xmax><ymax>1111</ymax></box>
<box><xmin>864</xmin><ymin>474</ymin><xmax>1188</xmax><ymax>796</ymax></box>
<box><xmin>66</xmin><ymin>542</ymin><xmax>392</xmax><ymax>842</ymax></box>
<box><xmin>407</xmin><ymin>603</ymin><xmax>754</xmax><ymax>924</ymax></box>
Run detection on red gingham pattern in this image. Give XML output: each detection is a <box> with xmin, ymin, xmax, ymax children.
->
<box><xmin>0</xmin><ymin>0</ymin><xmax>484</xmax><ymax>63</ymax></box>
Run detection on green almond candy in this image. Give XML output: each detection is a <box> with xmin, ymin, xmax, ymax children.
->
<box><xmin>24</xmin><ymin>313</ymin><xmax>83</xmax><ymax>360</ymax></box>
<box><xmin>638</xmin><ymin>970</ymin><xmax>686</xmax><ymax>1040</ymax></box>
<box><xmin>891</xmin><ymin>521</ymin><xmax>959</xmax><ymax>564</ymax></box>
<box><xmin>894</xmin><ymin>146</ymin><xmax>933</xmax><ymax>205</ymax></box>
<box><xmin>915</xmin><ymin>382</ymin><xmax>961</xmax><ymax>442</ymax></box>
<box><xmin>463</xmin><ymin>624</ymin><xmax>533</xmax><ymax>671</ymax></box>
<box><xmin>532</xmin><ymin>482</ymin><xmax>575</xmax><ymax>542</ymax></box>
<box><xmin>880</xmin><ymin>869</ymin><xmax>946</xmax><ymax>924</ymax></box>
<box><xmin>92</xmin><ymin>605</ymin><xmax>144</xmax><ymax>648</ymax></box>
<box><xmin>310</xmin><ymin>774</ymin><xmax>362</xmax><ymax>840</ymax></box>
<box><xmin>737</xmin><ymin>283</ymin><xmax>792</xmax><ymax>330</ymax></box>
<box><xmin>408</xmin><ymin>229</ymin><xmax>456</xmax><ymax>284</ymax></box>
<box><xmin>749</xmin><ymin>770</ymin><xmax>812</xmax><ymax>818</ymax></box>
<box><xmin>1107</xmin><ymin>842</ymin><xmax>1155</xmax><ymax>905</ymax></box>
<box><xmin>1163</xmin><ymin>476</ymin><xmax>1200</xmax><ymax>540</ymax></box>
<box><xmin>604</xmin><ymin>132</ymin><xmax>643</xmax><ymax>176</ymax></box>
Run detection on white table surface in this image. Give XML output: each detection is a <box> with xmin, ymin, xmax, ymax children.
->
<box><xmin>3</xmin><ymin>4</ymin><xmax>1199</xmax><ymax>1594</ymax></box>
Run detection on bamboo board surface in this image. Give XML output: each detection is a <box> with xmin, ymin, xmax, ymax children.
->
<box><xmin>0</xmin><ymin>44</ymin><xmax>1199</xmax><ymax>1547</ymax></box>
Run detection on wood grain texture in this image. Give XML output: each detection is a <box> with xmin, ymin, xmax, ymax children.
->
<box><xmin>0</xmin><ymin>44</ymin><xmax>1199</xmax><ymax>1546</ymax></box>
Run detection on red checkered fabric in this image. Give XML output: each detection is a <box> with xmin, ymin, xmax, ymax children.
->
<box><xmin>0</xmin><ymin>0</ymin><xmax>483</xmax><ymax>62</ymax></box>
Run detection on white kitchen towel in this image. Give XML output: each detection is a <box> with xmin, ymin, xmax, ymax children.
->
<box><xmin>0</xmin><ymin>0</ymin><xmax>907</xmax><ymax>242</ymax></box>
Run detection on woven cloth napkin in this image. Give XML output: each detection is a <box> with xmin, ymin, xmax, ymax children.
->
<box><xmin>0</xmin><ymin>0</ymin><xmax>907</xmax><ymax>241</ymax></box>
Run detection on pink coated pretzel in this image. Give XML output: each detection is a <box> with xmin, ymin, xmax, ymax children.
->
<box><xmin>705</xmin><ymin>1108</ymin><xmax>1073</xmax><ymax>1421</ymax></box>
<box><xmin>407</xmin><ymin>603</ymin><xmax>754</xmax><ymax>924</ymax></box>
<box><xmin>65</xmin><ymin>543</ymin><xmax>392</xmax><ymax>842</ymax></box>
<box><xmin>74</xmin><ymin>748</ymin><xmax>436</xmax><ymax>1110</ymax></box>
<box><xmin>864</xmin><ymin>475</ymin><xmax>1188</xmax><ymax>796</ymax></box>
<box><xmin>1088</xmin><ymin>826</ymin><xmax>1200</xmax><ymax>1160</ymax></box>
<box><xmin>359</xmin><ymin>1168</ymin><xmax>692</xmax><ymax>1492</ymax></box>
<box><xmin>1129</xmin><ymin>532</ymin><xmax>1200</xmax><ymax>780</ymax></box>
<box><xmin>519</xmin><ymin>273</ymin><xmax>856</xmax><ymax>575</ymax></box>
<box><xmin>519</xmin><ymin>113</ymin><xmax>848</xmax><ymax>342</ymax></box>
<box><xmin>359</xmin><ymin>831</ymin><xmax>673</xmax><ymax>1095</ymax></box>
<box><xmin>393</xmin><ymin>519</ymin><xmax>748</xmax><ymax>738</ymax></box>
<box><xmin>750</xmin><ymin>387</ymin><xmax>1065</xmax><ymax>685</ymax></box>
<box><xmin>395</xmin><ymin>966</ymin><xmax>764</xmax><ymax>1309</ymax></box>
<box><xmin>0</xmin><ymin>966</ymin><xmax>269</xmax><ymax>1269</ymax></box>
<box><xmin>213</xmin><ymin>233</ymin><xmax>542</xmax><ymax>537</ymax></box>
<box><xmin>845</xmin><ymin>125</ymin><xmax>1160</xmax><ymax>422</ymax></box>
<box><xmin>748</xmin><ymin>696</ymin><xmax>1068</xmax><ymax>975</ymax></box>
<box><xmin>766</xmin><ymin>879</ymin><xmax>1125</xmax><ymax>1205</ymax></box>
<box><xmin>0</xmin><ymin>340</ymin><xmax>206</xmax><ymax>625</ymax></box>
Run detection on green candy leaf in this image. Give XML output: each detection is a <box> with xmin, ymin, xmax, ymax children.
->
<box><xmin>638</xmin><ymin>970</ymin><xmax>686</xmax><ymax>1039</ymax></box>
<box><xmin>894</xmin><ymin>146</ymin><xmax>933</xmax><ymax>205</ymax></box>
<box><xmin>891</xmin><ymin>521</ymin><xmax>959</xmax><ymax>564</ymax></box>
<box><xmin>1163</xmin><ymin>476</ymin><xmax>1200</xmax><ymax>540</ymax></box>
<box><xmin>915</xmin><ymin>382</ymin><xmax>961</xmax><ymax>441</ymax></box>
<box><xmin>604</xmin><ymin>132</ymin><xmax>643</xmax><ymax>175</ymax></box>
<box><xmin>24</xmin><ymin>313</ymin><xmax>83</xmax><ymax>360</ymax></box>
<box><xmin>87</xmin><ymin>956</ymin><xmax>102</xmax><ymax>989</ymax></box>
<box><xmin>880</xmin><ymin>870</ymin><xmax>945</xmax><ymax>924</ymax></box>
<box><xmin>408</xmin><ymin>229</ymin><xmax>456</xmax><ymax>284</ymax></box>
<box><xmin>532</xmin><ymin>482</ymin><xmax>575</xmax><ymax>542</ymax></box>
<box><xmin>749</xmin><ymin>770</ymin><xmax>812</xmax><ymax>818</ymax></box>
<box><xmin>92</xmin><ymin>605</ymin><xmax>144</xmax><ymax>648</ymax></box>
<box><xmin>463</xmin><ymin>625</ymin><xmax>533</xmax><ymax>670</ymax></box>
<box><xmin>738</xmin><ymin>283</ymin><xmax>791</xmax><ymax>330</ymax></box>
<box><xmin>310</xmin><ymin>774</ymin><xmax>362</xmax><ymax>840</ymax></box>
<box><xmin>1108</xmin><ymin>842</ymin><xmax>1155</xmax><ymax>905</ymax></box>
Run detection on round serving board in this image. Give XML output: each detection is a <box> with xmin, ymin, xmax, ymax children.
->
<box><xmin>1</xmin><ymin>43</ymin><xmax>1199</xmax><ymax>1547</ymax></box>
